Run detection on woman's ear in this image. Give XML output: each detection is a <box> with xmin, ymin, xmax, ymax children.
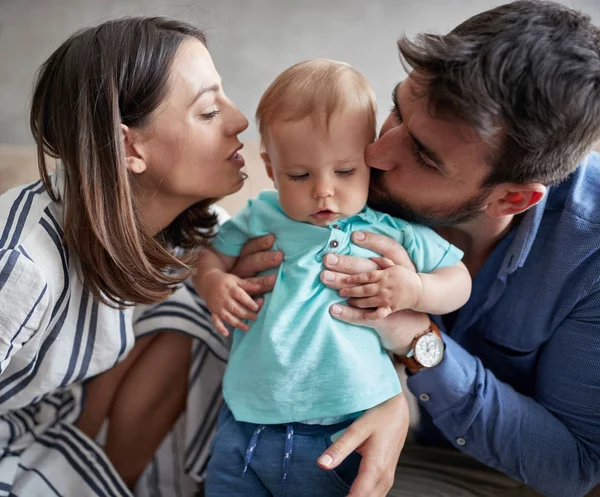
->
<box><xmin>121</xmin><ymin>124</ymin><xmax>147</xmax><ymax>175</ymax></box>
<box><xmin>486</xmin><ymin>183</ymin><xmax>546</xmax><ymax>218</ymax></box>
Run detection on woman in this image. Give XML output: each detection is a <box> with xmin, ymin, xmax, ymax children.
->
<box><xmin>0</xmin><ymin>16</ymin><xmax>407</xmax><ymax>497</ymax></box>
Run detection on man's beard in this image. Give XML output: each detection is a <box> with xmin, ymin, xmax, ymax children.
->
<box><xmin>368</xmin><ymin>169</ymin><xmax>491</xmax><ymax>228</ymax></box>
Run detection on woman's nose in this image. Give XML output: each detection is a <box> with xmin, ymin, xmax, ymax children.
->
<box><xmin>224</xmin><ymin>105</ymin><xmax>249</xmax><ymax>136</ymax></box>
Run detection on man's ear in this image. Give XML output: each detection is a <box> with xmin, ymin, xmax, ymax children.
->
<box><xmin>121</xmin><ymin>124</ymin><xmax>147</xmax><ymax>175</ymax></box>
<box><xmin>261</xmin><ymin>152</ymin><xmax>275</xmax><ymax>182</ymax></box>
<box><xmin>486</xmin><ymin>183</ymin><xmax>546</xmax><ymax>218</ymax></box>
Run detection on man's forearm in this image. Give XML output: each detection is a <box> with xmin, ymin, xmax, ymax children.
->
<box><xmin>407</xmin><ymin>335</ymin><xmax>598</xmax><ymax>497</ymax></box>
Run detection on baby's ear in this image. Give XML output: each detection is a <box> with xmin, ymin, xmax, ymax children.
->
<box><xmin>261</xmin><ymin>152</ymin><xmax>274</xmax><ymax>181</ymax></box>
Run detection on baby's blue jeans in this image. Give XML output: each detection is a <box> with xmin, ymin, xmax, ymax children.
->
<box><xmin>205</xmin><ymin>403</ymin><xmax>362</xmax><ymax>496</ymax></box>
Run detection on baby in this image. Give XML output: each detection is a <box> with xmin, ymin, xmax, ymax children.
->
<box><xmin>196</xmin><ymin>59</ymin><xmax>471</xmax><ymax>496</ymax></box>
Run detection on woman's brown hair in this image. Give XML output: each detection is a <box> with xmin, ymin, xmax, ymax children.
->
<box><xmin>30</xmin><ymin>17</ymin><xmax>218</xmax><ymax>307</ymax></box>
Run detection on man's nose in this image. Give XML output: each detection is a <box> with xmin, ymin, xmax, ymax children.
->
<box><xmin>365</xmin><ymin>139</ymin><xmax>395</xmax><ymax>171</ymax></box>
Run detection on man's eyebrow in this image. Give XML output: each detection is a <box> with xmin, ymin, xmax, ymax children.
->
<box><xmin>188</xmin><ymin>82</ymin><xmax>220</xmax><ymax>107</ymax></box>
<box><xmin>392</xmin><ymin>80</ymin><xmax>447</xmax><ymax>172</ymax></box>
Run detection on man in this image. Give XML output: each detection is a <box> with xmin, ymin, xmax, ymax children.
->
<box><xmin>237</xmin><ymin>1</ymin><xmax>600</xmax><ymax>495</ymax></box>
<box><xmin>316</xmin><ymin>1</ymin><xmax>600</xmax><ymax>496</ymax></box>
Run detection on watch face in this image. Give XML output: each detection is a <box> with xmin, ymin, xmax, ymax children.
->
<box><xmin>414</xmin><ymin>333</ymin><xmax>444</xmax><ymax>367</ymax></box>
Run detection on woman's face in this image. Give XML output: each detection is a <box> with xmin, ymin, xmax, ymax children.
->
<box><xmin>132</xmin><ymin>39</ymin><xmax>249</xmax><ymax>211</ymax></box>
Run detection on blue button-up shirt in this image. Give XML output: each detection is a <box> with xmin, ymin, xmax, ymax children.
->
<box><xmin>408</xmin><ymin>153</ymin><xmax>600</xmax><ymax>496</ymax></box>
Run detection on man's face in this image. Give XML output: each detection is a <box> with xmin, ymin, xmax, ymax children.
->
<box><xmin>366</xmin><ymin>73</ymin><xmax>496</xmax><ymax>227</ymax></box>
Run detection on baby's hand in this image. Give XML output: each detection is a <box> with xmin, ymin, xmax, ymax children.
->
<box><xmin>204</xmin><ymin>271</ymin><xmax>261</xmax><ymax>336</ymax></box>
<box><xmin>339</xmin><ymin>264</ymin><xmax>423</xmax><ymax>320</ymax></box>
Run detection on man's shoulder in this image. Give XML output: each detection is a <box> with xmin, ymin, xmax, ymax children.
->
<box><xmin>550</xmin><ymin>152</ymin><xmax>600</xmax><ymax>225</ymax></box>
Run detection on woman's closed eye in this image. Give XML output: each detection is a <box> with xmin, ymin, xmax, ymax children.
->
<box><xmin>199</xmin><ymin>109</ymin><xmax>221</xmax><ymax>121</ymax></box>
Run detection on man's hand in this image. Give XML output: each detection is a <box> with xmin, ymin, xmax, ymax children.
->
<box><xmin>320</xmin><ymin>231</ymin><xmax>429</xmax><ymax>354</ymax></box>
<box><xmin>317</xmin><ymin>394</ymin><xmax>410</xmax><ymax>497</ymax></box>
<box><xmin>203</xmin><ymin>271</ymin><xmax>260</xmax><ymax>336</ymax></box>
<box><xmin>338</xmin><ymin>262</ymin><xmax>423</xmax><ymax>320</ymax></box>
<box><xmin>230</xmin><ymin>234</ymin><xmax>283</xmax><ymax>295</ymax></box>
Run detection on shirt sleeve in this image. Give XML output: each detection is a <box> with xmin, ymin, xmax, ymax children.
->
<box><xmin>211</xmin><ymin>204</ymin><xmax>252</xmax><ymax>257</ymax></box>
<box><xmin>407</xmin><ymin>285</ymin><xmax>600</xmax><ymax>496</ymax></box>
<box><xmin>403</xmin><ymin>223</ymin><xmax>464</xmax><ymax>273</ymax></box>
<box><xmin>0</xmin><ymin>249</ymin><xmax>49</xmax><ymax>373</ymax></box>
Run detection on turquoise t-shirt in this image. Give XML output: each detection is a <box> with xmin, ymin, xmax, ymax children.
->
<box><xmin>213</xmin><ymin>190</ymin><xmax>463</xmax><ymax>424</ymax></box>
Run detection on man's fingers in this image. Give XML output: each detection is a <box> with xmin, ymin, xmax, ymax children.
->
<box><xmin>238</xmin><ymin>234</ymin><xmax>275</xmax><ymax>258</ymax></box>
<box><xmin>370</xmin><ymin>257</ymin><xmax>395</xmax><ymax>270</ymax></box>
<box><xmin>352</xmin><ymin>232</ymin><xmax>415</xmax><ymax>270</ymax></box>
<box><xmin>347</xmin><ymin>459</ymin><xmax>384</xmax><ymax>497</ymax></box>
<box><xmin>237</xmin><ymin>279</ymin><xmax>262</xmax><ymax>299</ymax></box>
<box><xmin>317</xmin><ymin>424</ymin><xmax>366</xmax><ymax>470</ymax></box>
<box><xmin>323</xmin><ymin>254</ymin><xmax>379</xmax><ymax>275</ymax></box>
<box><xmin>339</xmin><ymin>283</ymin><xmax>379</xmax><ymax>298</ymax></box>
<box><xmin>320</xmin><ymin>270</ymin><xmax>355</xmax><ymax>290</ymax></box>
<box><xmin>243</xmin><ymin>274</ymin><xmax>277</xmax><ymax>295</ymax></box>
<box><xmin>364</xmin><ymin>307</ymin><xmax>391</xmax><ymax>321</ymax></box>
<box><xmin>329</xmin><ymin>303</ymin><xmax>369</xmax><ymax>326</ymax></box>
<box><xmin>231</xmin><ymin>250</ymin><xmax>283</xmax><ymax>279</ymax></box>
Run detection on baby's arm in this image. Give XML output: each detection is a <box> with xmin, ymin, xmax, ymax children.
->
<box><xmin>340</xmin><ymin>260</ymin><xmax>471</xmax><ymax>320</ymax></box>
<box><xmin>194</xmin><ymin>249</ymin><xmax>261</xmax><ymax>336</ymax></box>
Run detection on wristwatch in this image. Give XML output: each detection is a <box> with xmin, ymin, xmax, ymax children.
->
<box><xmin>398</xmin><ymin>321</ymin><xmax>444</xmax><ymax>373</ymax></box>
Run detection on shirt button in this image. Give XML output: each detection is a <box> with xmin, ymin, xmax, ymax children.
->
<box><xmin>330</xmin><ymin>240</ymin><xmax>339</xmax><ymax>248</ymax></box>
<box><xmin>419</xmin><ymin>393</ymin><xmax>430</xmax><ymax>402</ymax></box>
<box><xmin>332</xmin><ymin>224</ymin><xmax>341</xmax><ymax>230</ymax></box>
<box><xmin>456</xmin><ymin>437</ymin><xmax>467</xmax><ymax>446</ymax></box>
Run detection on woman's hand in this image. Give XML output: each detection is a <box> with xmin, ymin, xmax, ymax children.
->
<box><xmin>317</xmin><ymin>393</ymin><xmax>410</xmax><ymax>497</ymax></box>
<box><xmin>229</xmin><ymin>234</ymin><xmax>283</xmax><ymax>295</ymax></box>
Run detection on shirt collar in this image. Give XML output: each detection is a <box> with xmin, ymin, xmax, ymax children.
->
<box><xmin>500</xmin><ymin>191</ymin><xmax>549</xmax><ymax>275</ymax></box>
<box><xmin>335</xmin><ymin>206</ymin><xmax>378</xmax><ymax>226</ymax></box>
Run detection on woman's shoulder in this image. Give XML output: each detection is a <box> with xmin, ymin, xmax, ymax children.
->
<box><xmin>1</xmin><ymin>180</ymin><xmax>69</xmax><ymax>301</ymax></box>
<box><xmin>0</xmin><ymin>179</ymin><xmax>58</xmax><ymax>249</ymax></box>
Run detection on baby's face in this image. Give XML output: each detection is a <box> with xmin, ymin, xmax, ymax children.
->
<box><xmin>264</xmin><ymin>110</ymin><xmax>372</xmax><ymax>226</ymax></box>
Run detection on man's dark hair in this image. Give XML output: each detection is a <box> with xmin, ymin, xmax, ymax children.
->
<box><xmin>398</xmin><ymin>0</ymin><xmax>600</xmax><ymax>186</ymax></box>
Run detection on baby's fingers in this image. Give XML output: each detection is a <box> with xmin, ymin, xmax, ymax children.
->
<box><xmin>222</xmin><ymin>309</ymin><xmax>250</xmax><ymax>332</ymax></box>
<box><xmin>233</xmin><ymin>286</ymin><xmax>260</xmax><ymax>313</ymax></box>
<box><xmin>344</xmin><ymin>271</ymin><xmax>383</xmax><ymax>285</ymax></box>
<box><xmin>348</xmin><ymin>296</ymin><xmax>384</xmax><ymax>309</ymax></box>
<box><xmin>211</xmin><ymin>313</ymin><xmax>230</xmax><ymax>337</ymax></box>
<box><xmin>226</xmin><ymin>299</ymin><xmax>257</xmax><ymax>322</ymax></box>
<box><xmin>340</xmin><ymin>283</ymin><xmax>380</xmax><ymax>298</ymax></box>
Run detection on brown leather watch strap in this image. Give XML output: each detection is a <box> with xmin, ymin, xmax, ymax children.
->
<box><xmin>398</xmin><ymin>321</ymin><xmax>443</xmax><ymax>372</ymax></box>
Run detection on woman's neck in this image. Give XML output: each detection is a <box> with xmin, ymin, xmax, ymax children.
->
<box><xmin>135</xmin><ymin>190</ymin><xmax>195</xmax><ymax>236</ymax></box>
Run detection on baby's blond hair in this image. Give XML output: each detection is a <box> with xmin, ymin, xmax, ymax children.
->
<box><xmin>256</xmin><ymin>59</ymin><xmax>377</xmax><ymax>148</ymax></box>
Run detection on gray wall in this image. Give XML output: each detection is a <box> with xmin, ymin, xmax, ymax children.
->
<box><xmin>2</xmin><ymin>0</ymin><xmax>600</xmax><ymax>146</ymax></box>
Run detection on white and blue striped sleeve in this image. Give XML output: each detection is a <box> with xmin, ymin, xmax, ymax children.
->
<box><xmin>0</xmin><ymin>248</ymin><xmax>49</xmax><ymax>372</ymax></box>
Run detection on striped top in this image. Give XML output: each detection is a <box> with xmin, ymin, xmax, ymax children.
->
<box><xmin>0</xmin><ymin>168</ymin><xmax>227</xmax><ymax>415</ymax></box>
<box><xmin>0</xmin><ymin>172</ymin><xmax>135</xmax><ymax>414</ymax></box>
